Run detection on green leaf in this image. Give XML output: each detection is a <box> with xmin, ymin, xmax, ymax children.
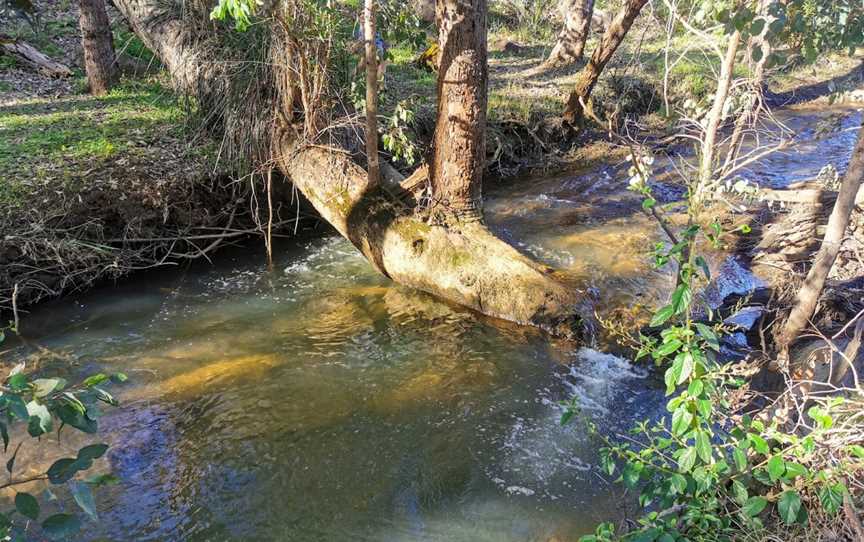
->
<box><xmin>7</xmin><ymin>373</ymin><xmax>28</xmax><ymax>390</ymax></box>
<box><xmin>0</xmin><ymin>421</ymin><xmax>8</xmax><ymax>453</ymax></box>
<box><xmin>47</xmin><ymin>458</ymin><xmax>81</xmax><ymax>485</ymax></box>
<box><xmin>69</xmin><ymin>482</ymin><xmax>98</xmax><ymax>521</ymax></box>
<box><xmin>6</xmin><ymin>442</ymin><xmax>21</xmax><ymax>475</ymax></box>
<box><xmin>778</xmin><ymin>490</ymin><xmax>802</xmax><ymax>525</ymax></box>
<box><xmin>677</xmin><ymin>352</ymin><xmax>694</xmax><ymax>385</ymax></box>
<box><xmin>41</xmin><ymin>513</ymin><xmax>81</xmax><ymax>540</ymax></box>
<box><xmin>742</xmin><ymin>496</ymin><xmax>768</xmax><ymax>517</ymax></box>
<box><xmin>767</xmin><ymin>455</ymin><xmax>785</xmax><ymax>482</ymax></box>
<box><xmin>671</xmin><ymin>406</ymin><xmax>693</xmax><ymax>436</ymax></box>
<box><xmin>749</xmin><ymin>434</ymin><xmax>769</xmax><ymax>454</ymax></box>
<box><xmin>819</xmin><ymin>483</ymin><xmax>846</xmax><ymax>515</ymax></box>
<box><xmin>695</xmin><ymin>431</ymin><xmax>712</xmax><ymax>463</ymax></box>
<box><xmin>694</xmin><ymin>323</ymin><xmax>720</xmax><ymax>352</ymax></box>
<box><xmin>77</xmin><ymin>444</ymin><xmax>108</xmax><ymax>462</ymax></box>
<box><xmin>670</xmin><ymin>473</ymin><xmax>687</xmax><ymax>494</ymax></box>
<box><xmin>687</xmin><ymin>379</ymin><xmax>704</xmax><ymax>397</ymax></box>
<box><xmin>783</xmin><ymin>462</ymin><xmax>808</xmax><ymax>481</ymax></box>
<box><xmin>26</xmin><ymin>401</ymin><xmax>53</xmax><ymax>437</ymax></box>
<box><xmin>110</xmin><ymin>373</ymin><xmax>128</xmax><ymax>383</ymax></box>
<box><xmin>56</xmin><ymin>404</ymin><xmax>98</xmax><ymax>434</ymax></box>
<box><xmin>694</xmin><ymin>256</ymin><xmax>710</xmax><ymax>281</ymax></box>
<box><xmin>733</xmin><ymin>447</ymin><xmax>748</xmax><ymax>472</ymax></box>
<box><xmin>732</xmin><ymin>480</ymin><xmax>748</xmax><ymax>505</ymax></box>
<box><xmin>678</xmin><ymin>446</ymin><xmax>697</xmax><ymax>473</ymax></box>
<box><xmin>32</xmin><ymin>378</ymin><xmax>66</xmax><ymax>398</ymax></box>
<box><xmin>654</xmin><ymin>338</ymin><xmax>683</xmax><ymax>359</ymax></box>
<box><xmin>750</xmin><ymin>18</ymin><xmax>766</xmax><ymax>35</ymax></box>
<box><xmin>82</xmin><ymin>374</ymin><xmax>109</xmax><ymax>388</ymax></box>
<box><xmin>671</xmin><ymin>285</ymin><xmax>692</xmax><ymax>315</ymax></box>
<box><xmin>849</xmin><ymin>445</ymin><xmax>864</xmax><ymax>459</ymax></box>
<box><xmin>622</xmin><ymin>464</ymin><xmax>640</xmax><ymax>489</ymax></box>
<box><xmin>650</xmin><ymin>305</ymin><xmax>675</xmax><ymax>327</ymax></box>
<box><xmin>14</xmin><ymin>492</ymin><xmax>39</xmax><ymax>520</ymax></box>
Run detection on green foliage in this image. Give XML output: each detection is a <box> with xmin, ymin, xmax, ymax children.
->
<box><xmin>210</xmin><ymin>0</ymin><xmax>261</xmax><ymax>31</ymax></box>
<box><xmin>568</xmin><ymin>152</ymin><xmax>860</xmax><ymax>541</ymax></box>
<box><xmin>0</xmin><ymin>328</ymin><xmax>124</xmax><ymax>540</ymax></box>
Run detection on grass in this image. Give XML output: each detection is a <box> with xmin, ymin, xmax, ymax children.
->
<box><xmin>0</xmin><ymin>78</ymin><xmax>197</xmax><ymax>206</ymax></box>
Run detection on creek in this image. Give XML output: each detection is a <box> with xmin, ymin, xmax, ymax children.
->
<box><xmin>4</xmin><ymin>104</ymin><xmax>861</xmax><ymax>541</ymax></box>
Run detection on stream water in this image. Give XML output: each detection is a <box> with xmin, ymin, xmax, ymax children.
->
<box><xmin>4</xmin><ymin>105</ymin><xmax>861</xmax><ymax>541</ymax></box>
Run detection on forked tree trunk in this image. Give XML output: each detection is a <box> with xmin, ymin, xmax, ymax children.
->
<box><xmin>78</xmin><ymin>0</ymin><xmax>116</xmax><ymax>95</ymax></box>
<box><xmin>777</xmin><ymin>120</ymin><xmax>864</xmax><ymax>356</ymax></box>
<box><xmin>562</xmin><ymin>0</ymin><xmax>648</xmax><ymax>125</ymax></box>
<box><xmin>111</xmin><ymin>0</ymin><xmax>584</xmax><ymax>338</ymax></box>
<box><xmin>544</xmin><ymin>0</ymin><xmax>595</xmax><ymax>69</ymax></box>
<box><xmin>430</xmin><ymin>0</ymin><xmax>488</xmax><ymax>222</ymax></box>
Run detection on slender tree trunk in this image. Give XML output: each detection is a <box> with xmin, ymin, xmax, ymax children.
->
<box><xmin>78</xmin><ymin>0</ymin><xmax>116</xmax><ymax>95</ymax></box>
<box><xmin>777</xmin><ymin>120</ymin><xmax>864</xmax><ymax>355</ymax></box>
<box><xmin>561</xmin><ymin>0</ymin><xmax>648</xmax><ymax>125</ymax></box>
<box><xmin>543</xmin><ymin>0</ymin><xmax>595</xmax><ymax>68</ymax></box>
<box><xmin>430</xmin><ymin>0</ymin><xmax>488</xmax><ymax>222</ymax></box>
<box><xmin>363</xmin><ymin>0</ymin><xmax>380</xmax><ymax>186</ymax></box>
<box><xmin>694</xmin><ymin>30</ymin><xmax>740</xmax><ymax>206</ymax></box>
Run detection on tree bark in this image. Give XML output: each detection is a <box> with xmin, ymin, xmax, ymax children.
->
<box><xmin>777</xmin><ymin>120</ymin><xmax>864</xmax><ymax>355</ymax></box>
<box><xmin>111</xmin><ymin>0</ymin><xmax>585</xmax><ymax>338</ymax></box>
<box><xmin>544</xmin><ymin>0</ymin><xmax>595</xmax><ymax>69</ymax></box>
<box><xmin>78</xmin><ymin>0</ymin><xmax>116</xmax><ymax>95</ymax></box>
<box><xmin>430</xmin><ymin>0</ymin><xmax>487</xmax><ymax>222</ymax></box>
<box><xmin>695</xmin><ymin>30</ymin><xmax>740</xmax><ymax>206</ymax></box>
<box><xmin>561</xmin><ymin>0</ymin><xmax>648</xmax><ymax>125</ymax></box>
<box><xmin>363</xmin><ymin>0</ymin><xmax>380</xmax><ymax>186</ymax></box>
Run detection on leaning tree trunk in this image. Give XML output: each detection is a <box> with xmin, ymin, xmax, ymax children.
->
<box><xmin>777</xmin><ymin>120</ymin><xmax>864</xmax><ymax>357</ymax></box>
<box><xmin>562</xmin><ymin>0</ymin><xmax>648</xmax><ymax>125</ymax></box>
<box><xmin>430</xmin><ymin>0</ymin><xmax>487</xmax><ymax>221</ymax></box>
<box><xmin>543</xmin><ymin>0</ymin><xmax>595</xmax><ymax>69</ymax></box>
<box><xmin>78</xmin><ymin>0</ymin><xmax>116</xmax><ymax>95</ymax></box>
<box><xmin>112</xmin><ymin>0</ymin><xmax>585</xmax><ymax>338</ymax></box>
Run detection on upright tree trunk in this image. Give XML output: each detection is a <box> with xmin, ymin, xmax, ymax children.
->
<box><xmin>430</xmin><ymin>0</ymin><xmax>488</xmax><ymax>222</ymax></box>
<box><xmin>363</xmin><ymin>0</ymin><xmax>380</xmax><ymax>186</ymax></box>
<box><xmin>78</xmin><ymin>0</ymin><xmax>116</xmax><ymax>95</ymax></box>
<box><xmin>695</xmin><ymin>30</ymin><xmax>740</xmax><ymax>206</ymax></box>
<box><xmin>544</xmin><ymin>0</ymin><xmax>595</xmax><ymax>69</ymax></box>
<box><xmin>561</xmin><ymin>0</ymin><xmax>648</xmax><ymax>125</ymax></box>
<box><xmin>777</xmin><ymin>120</ymin><xmax>864</xmax><ymax>356</ymax></box>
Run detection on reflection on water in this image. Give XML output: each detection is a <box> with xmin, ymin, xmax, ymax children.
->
<box><xmin>5</xmin><ymin>105</ymin><xmax>859</xmax><ymax>541</ymax></box>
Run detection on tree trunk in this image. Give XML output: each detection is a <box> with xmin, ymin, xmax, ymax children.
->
<box><xmin>544</xmin><ymin>0</ymin><xmax>595</xmax><ymax>69</ymax></box>
<box><xmin>363</xmin><ymin>0</ymin><xmax>380</xmax><ymax>186</ymax></box>
<box><xmin>694</xmin><ymin>30</ymin><xmax>740</xmax><ymax>206</ymax></box>
<box><xmin>111</xmin><ymin>0</ymin><xmax>585</xmax><ymax>338</ymax></box>
<box><xmin>0</xmin><ymin>35</ymin><xmax>72</xmax><ymax>77</ymax></box>
<box><xmin>777</xmin><ymin>120</ymin><xmax>864</xmax><ymax>355</ymax></box>
<box><xmin>78</xmin><ymin>0</ymin><xmax>116</xmax><ymax>95</ymax></box>
<box><xmin>561</xmin><ymin>0</ymin><xmax>648</xmax><ymax>125</ymax></box>
<box><xmin>430</xmin><ymin>0</ymin><xmax>488</xmax><ymax>222</ymax></box>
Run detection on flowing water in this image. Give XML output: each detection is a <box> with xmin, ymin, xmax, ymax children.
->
<box><xmin>4</xmin><ymin>105</ymin><xmax>860</xmax><ymax>541</ymax></box>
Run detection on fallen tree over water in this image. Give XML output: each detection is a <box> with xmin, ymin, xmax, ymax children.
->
<box><xmin>113</xmin><ymin>0</ymin><xmax>584</xmax><ymax>337</ymax></box>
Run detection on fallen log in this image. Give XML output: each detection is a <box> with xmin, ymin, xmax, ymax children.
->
<box><xmin>0</xmin><ymin>34</ymin><xmax>72</xmax><ymax>77</ymax></box>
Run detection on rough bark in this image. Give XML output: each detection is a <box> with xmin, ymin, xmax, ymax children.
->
<box><xmin>78</xmin><ymin>0</ymin><xmax>117</xmax><ymax>95</ymax></box>
<box><xmin>363</xmin><ymin>0</ymin><xmax>380</xmax><ymax>186</ymax></box>
<box><xmin>0</xmin><ymin>35</ymin><xmax>72</xmax><ymax>77</ymax></box>
<box><xmin>111</xmin><ymin>0</ymin><xmax>584</xmax><ymax>338</ymax></box>
<box><xmin>561</xmin><ymin>0</ymin><xmax>648</xmax><ymax>125</ymax></box>
<box><xmin>430</xmin><ymin>0</ymin><xmax>488</xmax><ymax>221</ymax></box>
<box><xmin>777</xmin><ymin>120</ymin><xmax>864</xmax><ymax>355</ymax></box>
<box><xmin>544</xmin><ymin>0</ymin><xmax>595</xmax><ymax>69</ymax></box>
